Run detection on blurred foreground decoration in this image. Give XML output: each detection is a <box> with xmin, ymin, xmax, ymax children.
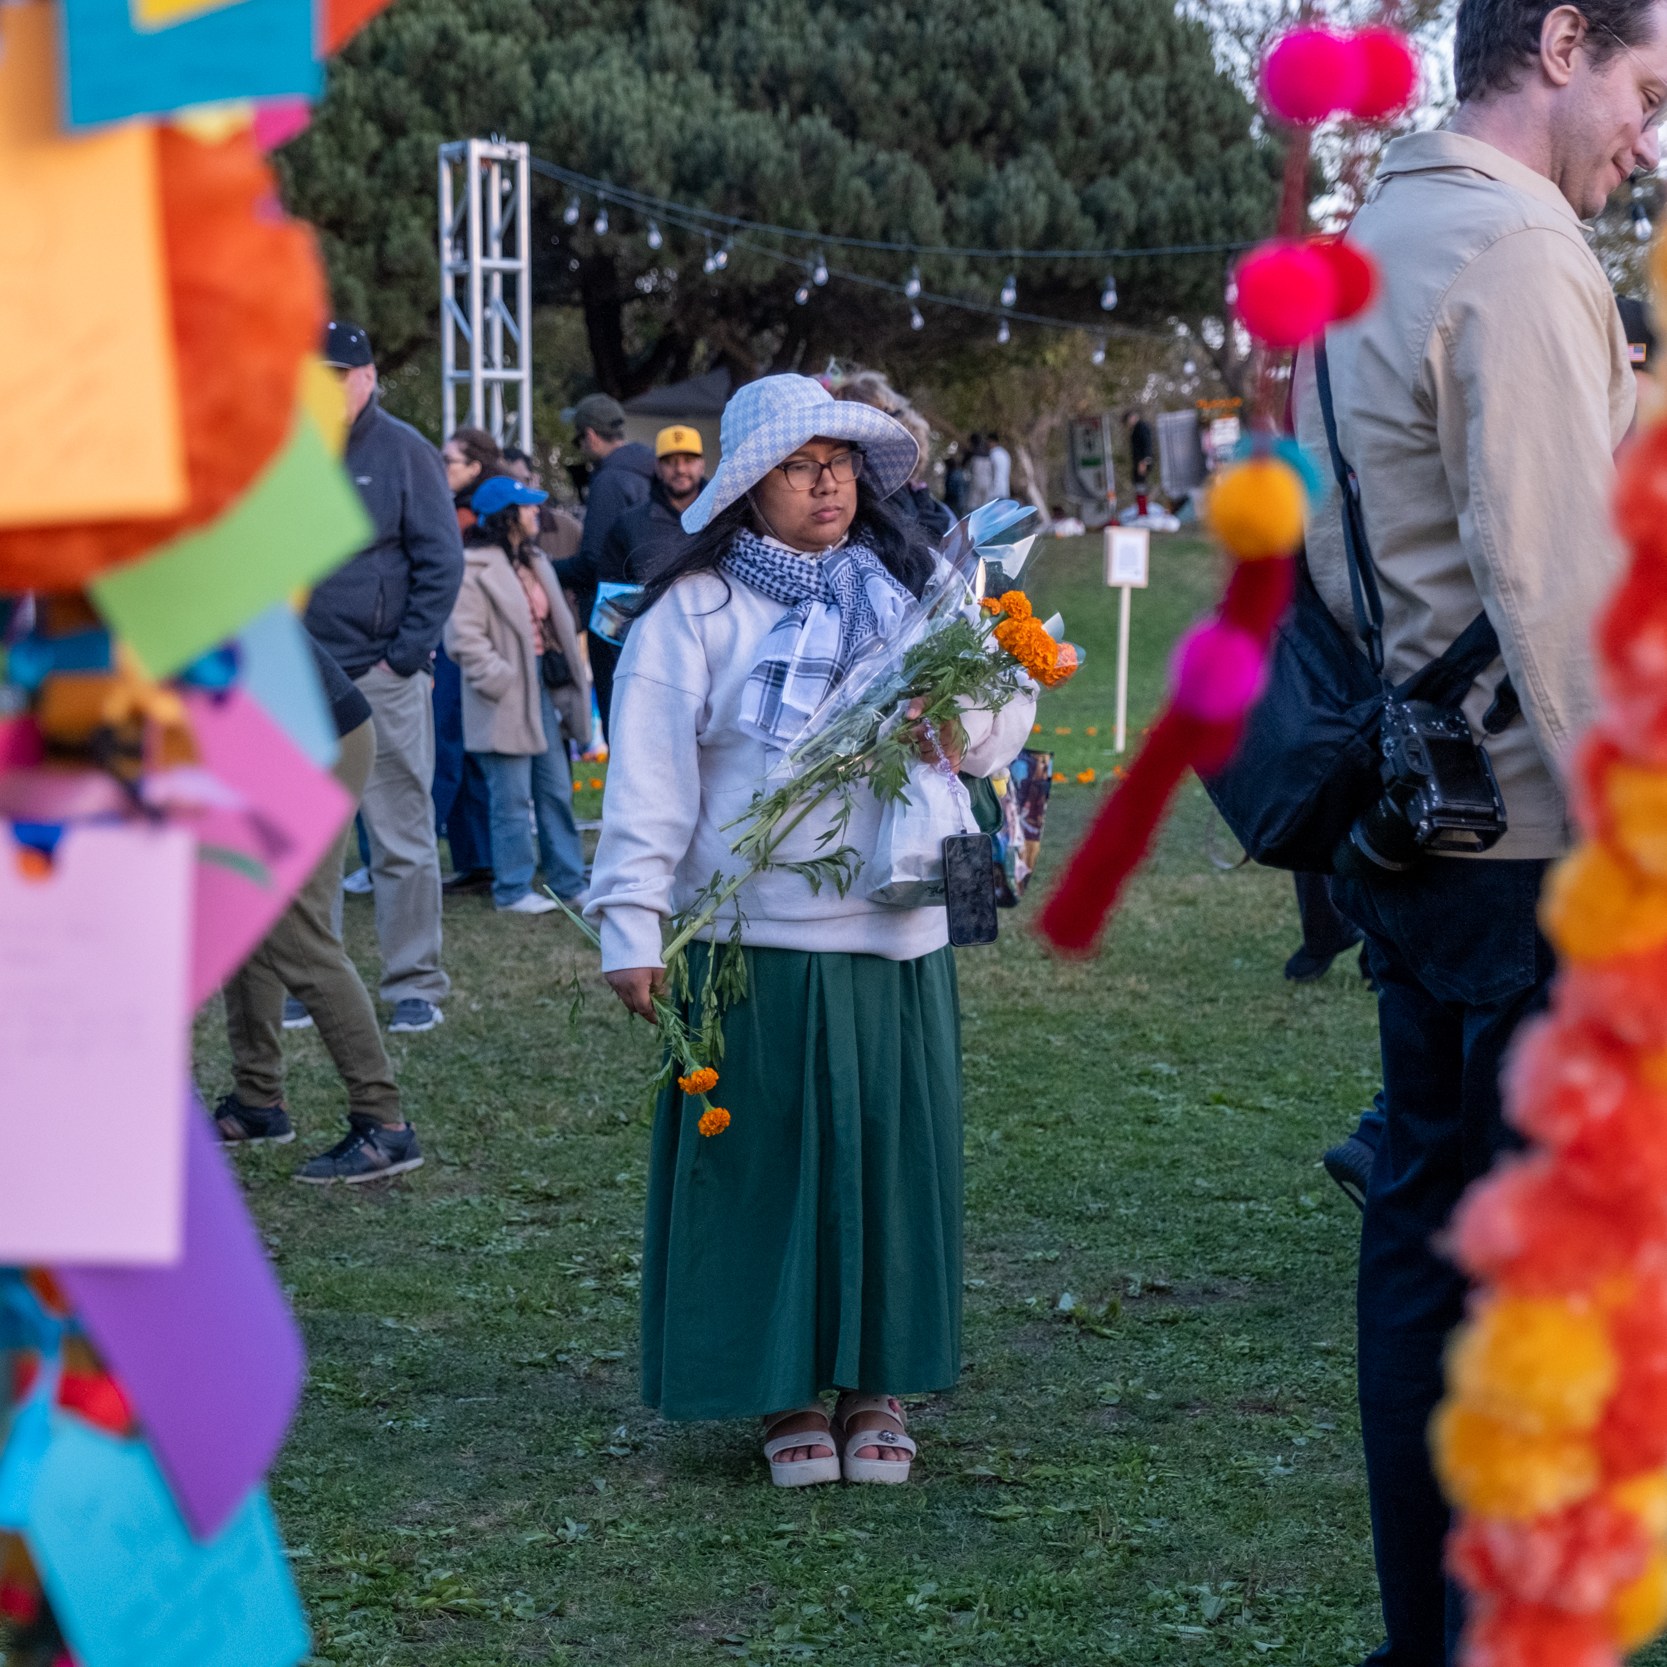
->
<box><xmin>1428</xmin><ymin>244</ymin><xmax>1667</xmax><ymax>1666</ymax></box>
<box><xmin>0</xmin><ymin>3</ymin><xmax>390</xmax><ymax>1664</ymax></box>
<box><xmin>1037</xmin><ymin>18</ymin><xmax>1416</xmax><ymax>953</ymax></box>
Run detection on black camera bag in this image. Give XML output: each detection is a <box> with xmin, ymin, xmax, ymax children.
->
<box><xmin>1200</xmin><ymin>339</ymin><xmax>1511</xmax><ymax>872</ymax></box>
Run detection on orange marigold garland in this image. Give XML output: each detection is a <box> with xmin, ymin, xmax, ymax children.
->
<box><xmin>1436</xmin><ymin>269</ymin><xmax>1667</xmax><ymax>1664</ymax></box>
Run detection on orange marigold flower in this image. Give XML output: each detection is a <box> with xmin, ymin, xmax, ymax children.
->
<box><xmin>979</xmin><ymin>596</ymin><xmax>1003</xmax><ymax>614</ymax></box>
<box><xmin>589</xmin><ymin>777</ymin><xmax>605</xmax><ymax>790</ymax></box>
<box><xmin>998</xmin><ymin>590</ymin><xmax>1032</xmax><ymax>620</ymax></box>
<box><xmin>1051</xmin><ymin>771</ymin><xmax>1066</xmax><ymax>784</ymax></box>
<box><xmin>1076</xmin><ymin>769</ymin><xmax>1096</xmax><ymax>784</ymax></box>
<box><xmin>678</xmin><ymin>1067</ymin><xmax>719</xmax><ymax>1096</ymax></box>
<box><xmin>698</xmin><ymin>1106</ymin><xmax>731</xmax><ymax>1137</ymax></box>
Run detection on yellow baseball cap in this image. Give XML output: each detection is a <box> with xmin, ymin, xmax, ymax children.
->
<box><xmin>655</xmin><ymin>424</ymin><xmax>704</xmax><ymax>458</ymax></box>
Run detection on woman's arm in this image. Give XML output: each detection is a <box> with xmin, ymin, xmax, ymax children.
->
<box><xmin>444</xmin><ymin>567</ymin><xmax>518</xmax><ymax>702</ymax></box>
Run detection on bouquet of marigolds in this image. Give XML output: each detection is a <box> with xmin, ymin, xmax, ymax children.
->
<box><xmin>553</xmin><ymin>501</ymin><xmax>1081</xmax><ymax>1135</ymax></box>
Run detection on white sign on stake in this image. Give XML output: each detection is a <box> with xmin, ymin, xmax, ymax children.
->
<box><xmin>1104</xmin><ymin>526</ymin><xmax>1151</xmax><ymax>754</ymax></box>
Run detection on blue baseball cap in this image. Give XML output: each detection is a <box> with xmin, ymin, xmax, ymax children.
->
<box><xmin>470</xmin><ymin>475</ymin><xmax>548</xmax><ymax>519</ymax></box>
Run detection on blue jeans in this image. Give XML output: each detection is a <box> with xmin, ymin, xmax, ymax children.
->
<box><xmin>431</xmin><ymin>645</ymin><xmax>493</xmax><ymax>874</ymax></box>
<box><xmin>475</xmin><ymin>684</ymin><xmax>585</xmax><ymax>907</ymax></box>
<box><xmin>1332</xmin><ymin>857</ymin><xmax>1554</xmax><ymax>1667</ymax></box>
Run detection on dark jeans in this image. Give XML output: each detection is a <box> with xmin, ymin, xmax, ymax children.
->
<box><xmin>589</xmin><ymin>634</ymin><xmax>621</xmax><ymax>747</ymax></box>
<box><xmin>431</xmin><ymin>645</ymin><xmax>492</xmax><ymax>873</ymax></box>
<box><xmin>1331</xmin><ymin>856</ymin><xmax>1554</xmax><ymax>1667</ymax></box>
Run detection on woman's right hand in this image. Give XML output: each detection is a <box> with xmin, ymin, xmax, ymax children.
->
<box><xmin>606</xmin><ymin>966</ymin><xmax>665</xmax><ymax>1021</ymax></box>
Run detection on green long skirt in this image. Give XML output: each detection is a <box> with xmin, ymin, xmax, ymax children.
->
<box><xmin>641</xmin><ymin>943</ymin><xmax>964</xmax><ymax>1421</ymax></box>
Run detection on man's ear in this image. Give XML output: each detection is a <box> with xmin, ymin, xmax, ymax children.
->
<box><xmin>1542</xmin><ymin>2</ymin><xmax>1587</xmax><ymax>88</ymax></box>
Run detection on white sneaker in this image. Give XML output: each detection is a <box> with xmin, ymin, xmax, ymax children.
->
<box><xmin>496</xmin><ymin>893</ymin><xmax>559</xmax><ymax>915</ymax></box>
<box><xmin>341</xmin><ymin>867</ymin><xmax>373</xmax><ymax>895</ymax></box>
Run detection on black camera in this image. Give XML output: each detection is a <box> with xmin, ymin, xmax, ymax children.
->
<box><xmin>1338</xmin><ymin>698</ymin><xmax>1508</xmax><ymax>874</ymax></box>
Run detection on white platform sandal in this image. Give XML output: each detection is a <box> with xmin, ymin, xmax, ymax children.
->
<box><xmin>833</xmin><ymin>1394</ymin><xmax>917</xmax><ymax>1485</ymax></box>
<box><xmin>762</xmin><ymin>1407</ymin><xmax>840</xmax><ymax>1488</ymax></box>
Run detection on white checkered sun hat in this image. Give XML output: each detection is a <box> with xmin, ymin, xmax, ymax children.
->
<box><xmin>680</xmin><ymin>374</ymin><xmax>921</xmax><ymax>533</ymax></box>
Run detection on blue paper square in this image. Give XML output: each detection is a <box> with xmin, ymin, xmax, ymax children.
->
<box><xmin>237</xmin><ymin>604</ymin><xmax>339</xmax><ymax>769</ymax></box>
<box><xmin>60</xmin><ymin>0</ymin><xmax>322</xmax><ymax>130</ymax></box>
<box><xmin>23</xmin><ymin>1415</ymin><xmax>309</xmax><ymax>1667</ymax></box>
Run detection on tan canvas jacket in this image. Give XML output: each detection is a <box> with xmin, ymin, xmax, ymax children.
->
<box><xmin>1293</xmin><ymin>130</ymin><xmax>1635</xmax><ymax>859</ymax></box>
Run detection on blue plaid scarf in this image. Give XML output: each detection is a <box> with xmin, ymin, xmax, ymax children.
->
<box><xmin>721</xmin><ymin>530</ymin><xmax>916</xmax><ymax>746</ymax></box>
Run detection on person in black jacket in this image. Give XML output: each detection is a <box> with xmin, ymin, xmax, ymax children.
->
<box><xmin>591</xmin><ymin>426</ymin><xmax>706</xmax><ymax>726</ymax></box>
<box><xmin>1125</xmin><ymin>408</ymin><xmax>1156</xmax><ymax>519</ymax></box>
<box><xmin>553</xmin><ymin>393</ymin><xmax>655</xmax><ymax>739</ymax></box>
<box><xmin>303</xmin><ymin>323</ymin><xmax>464</xmax><ymax>1035</ymax></box>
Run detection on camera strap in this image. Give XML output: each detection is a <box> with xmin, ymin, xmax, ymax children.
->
<box><xmin>1313</xmin><ymin>337</ymin><xmax>1512</xmax><ymax>719</ymax></box>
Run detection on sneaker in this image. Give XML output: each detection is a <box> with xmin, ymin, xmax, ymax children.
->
<box><xmin>1323</xmin><ymin>1134</ymin><xmax>1376</xmax><ymax>1212</ymax></box>
<box><xmin>212</xmin><ymin>1093</ymin><xmax>295</xmax><ymax>1146</ymax></box>
<box><xmin>282</xmin><ymin>996</ymin><xmax>314</xmax><ymax>1030</ymax></box>
<box><xmin>496</xmin><ymin>892</ymin><xmax>558</xmax><ymax>916</ymax></box>
<box><xmin>441</xmin><ymin>868</ymin><xmax>493</xmax><ymax>896</ymax></box>
<box><xmin>556</xmin><ymin>887</ymin><xmax>589</xmax><ymax>909</ymax></box>
<box><xmin>388</xmin><ymin>998</ymin><xmax>444</xmax><ymax>1033</ymax></box>
<box><xmin>341</xmin><ymin>866</ymin><xmax>373</xmax><ymax>896</ymax></box>
<box><xmin>295</xmin><ymin>1115</ymin><xmax>423</xmax><ymax>1185</ymax></box>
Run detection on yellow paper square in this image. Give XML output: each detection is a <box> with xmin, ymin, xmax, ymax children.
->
<box><xmin>0</xmin><ymin>4</ymin><xmax>186</xmax><ymax>527</ymax></box>
<box><xmin>131</xmin><ymin>0</ymin><xmax>250</xmax><ymax>30</ymax></box>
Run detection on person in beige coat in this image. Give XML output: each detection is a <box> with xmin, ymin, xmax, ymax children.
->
<box><xmin>444</xmin><ymin>475</ymin><xmax>593</xmax><ymax>916</ymax></box>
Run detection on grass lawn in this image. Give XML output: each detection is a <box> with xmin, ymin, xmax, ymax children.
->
<box><xmin>194</xmin><ymin>530</ymin><xmax>1396</xmax><ymax>1666</ymax></box>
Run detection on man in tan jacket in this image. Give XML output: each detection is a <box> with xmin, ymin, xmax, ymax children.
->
<box><xmin>1293</xmin><ymin>2</ymin><xmax>1666</xmax><ymax>1661</ymax></box>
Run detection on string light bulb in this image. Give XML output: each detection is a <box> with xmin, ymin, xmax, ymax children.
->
<box><xmin>646</xmin><ymin>219</ymin><xmax>663</xmax><ymax>251</ymax></box>
<box><xmin>812</xmin><ymin>250</ymin><xmax>829</xmax><ymax>286</ymax></box>
<box><xmin>1633</xmin><ymin>195</ymin><xmax>1653</xmax><ymax>243</ymax></box>
<box><xmin>713</xmin><ymin>237</ymin><xmax>732</xmax><ymax>271</ymax></box>
<box><xmin>1100</xmin><ymin>274</ymin><xmax>1118</xmax><ymax>311</ymax></box>
<box><xmin>795</xmin><ymin>283</ymin><xmax>811</xmax><ymax>305</ymax></box>
<box><xmin>905</xmin><ymin>265</ymin><xmax>922</xmax><ymax>299</ymax></box>
<box><xmin>593</xmin><ymin>203</ymin><xmax>609</xmax><ymax>235</ymax></box>
<box><xmin>997</xmin><ymin>316</ymin><xmax>1011</xmax><ymax>345</ymax></box>
<box><xmin>1000</xmin><ymin>271</ymin><xmax>1018</xmax><ymax>308</ymax></box>
<box><xmin>910</xmin><ymin>304</ymin><xmax>925</xmax><ymax>331</ymax></box>
<box><xmin>1091</xmin><ymin>336</ymin><xmax>1106</xmax><ymax>366</ymax></box>
<box><xmin>702</xmin><ymin>238</ymin><xmax>718</xmax><ymax>275</ymax></box>
<box><xmin>563</xmin><ymin>193</ymin><xmax>581</xmax><ymax>227</ymax></box>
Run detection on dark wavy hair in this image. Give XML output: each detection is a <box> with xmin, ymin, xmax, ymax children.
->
<box><xmin>1455</xmin><ymin>0</ymin><xmax>1657</xmax><ymax>101</ymax></box>
<box><xmin>463</xmin><ymin>496</ymin><xmax>532</xmax><ymax>564</ymax></box>
<box><xmin>633</xmin><ymin>478</ymin><xmax>935</xmax><ymax>617</ymax></box>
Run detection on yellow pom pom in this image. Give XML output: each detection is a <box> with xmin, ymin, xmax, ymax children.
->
<box><xmin>1611</xmin><ymin>1471</ymin><xmax>1667</xmax><ymax>1537</ymax></box>
<box><xmin>1542</xmin><ymin>840</ymin><xmax>1667</xmax><ymax>962</ymax></box>
<box><xmin>1447</xmin><ymin>1296</ymin><xmax>1618</xmax><ymax>1435</ymax></box>
<box><xmin>1431</xmin><ymin>1401</ymin><xmax>1599</xmax><ymax>1519</ymax></box>
<box><xmin>1612</xmin><ymin>1546</ymin><xmax>1667</xmax><ymax>1651</ymax></box>
<box><xmin>1204</xmin><ymin>457</ymin><xmax>1307</xmax><ymax>561</ymax></box>
<box><xmin>697</xmin><ymin>1106</ymin><xmax>731</xmax><ymax>1137</ymax></box>
<box><xmin>1607</xmin><ymin>762</ymin><xmax>1667</xmax><ymax>877</ymax></box>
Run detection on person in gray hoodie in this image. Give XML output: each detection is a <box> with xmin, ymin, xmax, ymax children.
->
<box><xmin>304</xmin><ymin>322</ymin><xmax>464</xmax><ymax>1034</ymax></box>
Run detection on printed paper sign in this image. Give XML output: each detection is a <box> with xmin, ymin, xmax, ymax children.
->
<box><xmin>0</xmin><ymin>824</ymin><xmax>193</xmax><ymax>1265</ymax></box>
<box><xmin>0</xmin><ymin>5</ymin><xmax>186</xmax><ymax>527</ymax></box>
<box><xmin>57</xmin><ymin>1106</ymin><xmax>307</xmax><ymax>1541</ymax></box>
<box><xmin>23</xmin><ymin>1416</ymin><xmax>309</xmax><ymax>1667</ymax></box>
<box><xmin>1105</xmin><ymin>526</ymin><xmax>1151</xmax><ymax>589</ymax></box>
<box><xmin>182</xmin><ymin>688</ymin><xmax>352</xmax><ymax>1007</ymax></box>
<box><xmin>60</xmin><ymin>0</ymin><xmax>320</xmax><ymax>129</ymax></box>
<box><xmin>90</xmin><ymin>416</ymin><xmax>371</xmax><ymax>680</ymax></box>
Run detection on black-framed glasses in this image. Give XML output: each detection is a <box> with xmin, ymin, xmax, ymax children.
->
<box><xmin>776</xmin><ymin>449</ymin><xmax>865</xmax><ymax>491</ymax></box>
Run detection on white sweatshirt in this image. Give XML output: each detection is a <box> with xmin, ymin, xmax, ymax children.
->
<box><xmin>586</xmin><ymin>570</ymin><xmax>1038</xmax><ymax>972</ymax></box>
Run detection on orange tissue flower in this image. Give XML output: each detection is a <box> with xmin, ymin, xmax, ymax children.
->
<box><xmin>1541</xmin><ymin>841</ymin><xmax>1667</xmax><ymax>963</ymax></box>
<box><xmin>1609</xmin><ymin>1545</ymin><xmax>1667</xmax><ymax>1650</ymax></box>
<box><xmin>1431</xmin><ymin>1400</ymin><xmax>1600</xmax><ymax>1519</ymax></box>
<box><xmin>697</xmin><ymin>1106</ymin><xmax>731</xmax><ymax>1137</ymax></box>
<box><xmin>1447</xmin><ymin>1296</ymin><xmax>1617</xmax><ymax>1436</ymax></box>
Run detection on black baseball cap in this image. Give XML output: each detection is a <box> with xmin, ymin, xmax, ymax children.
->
<box><xmin>1619</xmin><ymin>295</ymin><xmax>1656</xmax><ymax>375</ymax></box>
<box><xmin>322</xmin><ymin>321</ymin><xmax>374</xmax><ymax>369</ymax></box>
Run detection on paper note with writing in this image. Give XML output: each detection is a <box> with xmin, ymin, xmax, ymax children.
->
<box><xmin>0</xmin><ymin>823</ymin><xmax>193</xmax><ymax>1265</ymax></box>
<box><xmin>24</xmin><ymin>1416</ymin><xmax>309</xmax><ymax>1667</ymax></box>
<box><xmin>0</xmin><ymin>5</ymin><xmax>186</xmax><ymax>527</ymax></box>
<box><xmin>90</xmin><ymin>416</ymin><xmax>372</xmax><ymax>680</ymax></box>
<box><xmin>57</xmin><ymin>1106</ymin><xmax>306</xmax><ymax>1541</ymax></box>
<box><xmin>60</xmin><ymin>0</ymin><xmax>320</xmax><ymax>129</ymax></box>
<box><xmin>237</xmin><ymin>604</ymin><xmax>337</xmax><ymax>768</ymax></box>
<box><xmin>182</xmin><ymin>689</ymin><xmax>352</xmax><ymax>1006</ymax></box>
<box><xmin>1105</xmin><ymin>526</ymin><xmax>1151</xmax><ymax>589</ymax></box>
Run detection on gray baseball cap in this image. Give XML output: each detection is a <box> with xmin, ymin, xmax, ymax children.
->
<box><xmin>564</xmin><ymin>392</ymin><xmax>627</xmax><ymax>438</ymax></box>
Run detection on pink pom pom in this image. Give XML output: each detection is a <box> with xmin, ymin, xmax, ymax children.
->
<box><xmin>1260</xmin><ymin>28</ymin><xmax>1366</xmax><ymax>126</ymax></box>
<box><xmin>1171</xmin><ymin>621</ymin><xmax>1266</xmax><ymax>723</ymax></box>
<box><xmin>1350</xmin><ymin>27</ymin><xmax>1420</xmax><ymax>121</ymax></box>
<box><xmin>1234</xmin><ymin>241</ymin><xmax>1338</xmax><ymax>349</ymax></box>
<box><xmin>1308</xmin><ymin>237</ymin><xmax>1378</xmax><ymax>321</ymax></box>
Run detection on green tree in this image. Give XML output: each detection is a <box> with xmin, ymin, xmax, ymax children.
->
<box><xmin>280</xmin><ymin>0</ymin><xmax>1280</xmax><ymax>407</ymax></box>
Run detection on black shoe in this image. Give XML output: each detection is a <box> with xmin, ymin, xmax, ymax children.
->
<box><xmin>1323</xmin><ymin>1135</ymin><xmax>1375</xmax><ymax>1211</ymax></box>
<box><xmin>213</xmin><ymin>1093</ymin><xmax>296</xmax><ymax>1146</ymax></box>
<box><xmin>1283</xmin><ymin>946</ymin><xmax>1338</xmax><ymax>983</ymax></box>
<box><xmin>282</xmin><ymin>996</ymin><xmax>314</xmax><ymax>1030</ymax></box>
<box><xmin>295</xmin><ymin>1116</ymin><xmax>423</xmax><ymax>1185</ymax></box>
<box><xmin>441</xmin><ymin>868</ymin><xmax>493</xmax><ymax>896</ymax></box>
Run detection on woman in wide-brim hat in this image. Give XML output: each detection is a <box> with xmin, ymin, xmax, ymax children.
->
<box><xmin>585</xmin><ymin>374</ymin><xmax>1036</xmax><ymax>1487</ymax></box>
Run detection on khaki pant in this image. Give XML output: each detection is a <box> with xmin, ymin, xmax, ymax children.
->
<box><xmin>223</xmin><ymin>719</ymin><xmax>401</xmax><ymax>1121</ymax></box>
<box><xmin>339</xmin><ymin>662</ymin><xmax>449</xmax><ymax>1006</ymax></box>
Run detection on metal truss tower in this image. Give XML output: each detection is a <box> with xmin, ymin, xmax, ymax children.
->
<box><xmin>438</xmin><ymin>138</ymin><xmax>532</xmax><ymax>450</ymax></box>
